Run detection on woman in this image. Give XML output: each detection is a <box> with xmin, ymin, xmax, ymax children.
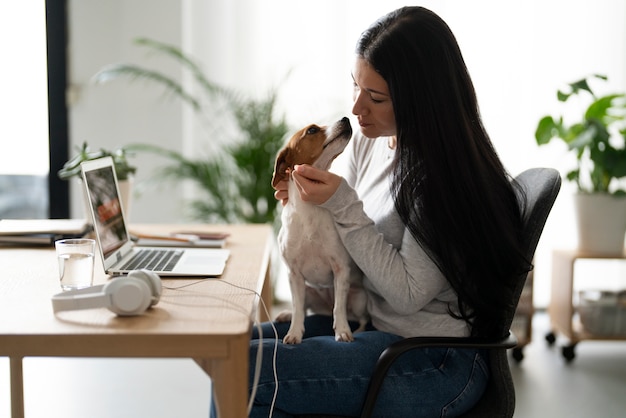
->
<box><xmin>247</xmin><ymin>6</ymin><xmax>529</xmax><ymax>417</ymax></box>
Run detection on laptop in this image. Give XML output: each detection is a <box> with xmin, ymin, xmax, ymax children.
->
<box><xmin>80</xmin><ymin>156</ymin><xmax>230</xmax><ymax>277</ymax></box>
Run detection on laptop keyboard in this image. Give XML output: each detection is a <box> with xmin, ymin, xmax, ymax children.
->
<box><xmin>120</xmin><ymin>249</ymin><xmax>183</xmax><ymax>272</ymax></box>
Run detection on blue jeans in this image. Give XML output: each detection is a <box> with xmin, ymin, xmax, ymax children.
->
<box><xmin>211</xmin><ymin>315</ymin><xmax>488</xmax><ymax>418</ymax></box>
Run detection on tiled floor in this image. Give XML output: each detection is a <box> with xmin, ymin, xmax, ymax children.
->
<box><xmin>1</xmin><ymin>311</ymin><xmax>624</xmax><ymax>417</ymax></box>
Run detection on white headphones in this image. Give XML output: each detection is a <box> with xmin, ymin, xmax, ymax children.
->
<box><xmin>51</xmin><ymin>270</ymin><xmax>162</xmax><ymax>316</ymax></box>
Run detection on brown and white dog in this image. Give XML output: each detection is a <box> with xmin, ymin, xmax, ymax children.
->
<box><xmin>272</xmin><ymin>117</ymin><xmax>368</xmax><ymax>344</ymax></box>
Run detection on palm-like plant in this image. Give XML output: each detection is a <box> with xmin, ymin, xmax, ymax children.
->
<box><xmin>92</xmin><ymin>38</ymin><xmax>289</xmax><ymax>224</ymax></box>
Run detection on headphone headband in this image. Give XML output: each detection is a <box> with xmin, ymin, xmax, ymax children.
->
<box><xmin>51</xmin><ymin>284</ymin><xmax>108</xmax><ymax>312</ymax></box>
<box><xmin>51</xmin><ymin>270</ymin><xmax>162</xmax><ymax>316</ymax></box>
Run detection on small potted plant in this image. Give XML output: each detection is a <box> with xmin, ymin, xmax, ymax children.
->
<box><xmin>535</xmin><ymin>74</ymin><xmax>626</xmax><ymax>254</ymax></box>
<box><xmin>59</xmin><ymin>142</ymin><xmax>137</xmax><ymax>218</ymax></box>
<box><xmin>58</xmin><ymin>142</ymin><xmax>136</xmax><ymax>181</ymax></box>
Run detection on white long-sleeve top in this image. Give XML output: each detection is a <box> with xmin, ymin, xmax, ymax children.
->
<box><xmin>323</xmin><ymin>132</ymin><xmax>470</xmax><ymax>338</ymax></box>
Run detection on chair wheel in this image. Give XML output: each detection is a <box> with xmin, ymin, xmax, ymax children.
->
<box><xmin>511</xmin><ymin>347</ymin><xmax>524</xmax><ymax>363</ymax></box>
<box><xmin>562</xmin><ymin>344</ymin><xmax>576</xmax><ymax>362</ymax></box>
<box><xmin>545</xmin><ymin>332</ymin><xmax>556</xmax><ymax>346</ymax></box>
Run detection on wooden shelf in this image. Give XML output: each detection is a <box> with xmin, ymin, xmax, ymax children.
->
<box><xmin>547</xmin><ymin>249</ymin><xmax>626</xmax><ymax>362</ymax></box>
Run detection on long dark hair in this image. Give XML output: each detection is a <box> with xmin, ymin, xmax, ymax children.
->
<box><xmin>356</xmin><ymin>7</ymin><xmax>530</xmax><ymax>338</ymax></box>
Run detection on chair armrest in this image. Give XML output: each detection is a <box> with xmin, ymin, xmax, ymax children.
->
<box><xmin>383</xmin><ymin>332</ymin><xmax>518</xmax><ymax>352</ymax></box>
<box><xmin>360</xmin><ymin>332</ymin><xmax>518</xmax><ymax>418</ymax></box>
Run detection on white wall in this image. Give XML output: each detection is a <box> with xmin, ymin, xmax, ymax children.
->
<box><xmin>68</xmin><ymin>0</ymin><xmax>626</xmax><ymax>306</ymax></box>
<box><xmin>68</xmin><ymin>0</ymin><xmax>185</xmax><ymax>223</ymax></box>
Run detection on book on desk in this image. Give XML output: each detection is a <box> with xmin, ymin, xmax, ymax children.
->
<box><xmin>0</xmin><ymin>218</ymin><xmax>92</xmax><ymax>246</ymax></box>
<box><xmin>131</xmin><ymin>231</ymin><xmax>230</xmax><ymax>248</ymax></box>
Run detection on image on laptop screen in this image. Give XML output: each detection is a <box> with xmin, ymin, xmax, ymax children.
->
<box><xmin>83</xmin><ymin>164</ymin><xmax>129</xmax><ymax>258</ymax></box>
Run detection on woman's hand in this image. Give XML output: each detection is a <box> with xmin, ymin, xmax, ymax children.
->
<box><xmin>292</xmin><ymin>164</ymin><xmax>342</xmax><ymax>205</ymax></box>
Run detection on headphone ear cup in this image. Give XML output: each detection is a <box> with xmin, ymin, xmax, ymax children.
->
<box><xmin>104</xmin><ymin>277</ymin><xmax>152</xmax><ymax>316</ymax></box>
<box><xmin>127</xmin><ymin>269</ymin><xmax>162</xmax><ymax>306</ymax></box>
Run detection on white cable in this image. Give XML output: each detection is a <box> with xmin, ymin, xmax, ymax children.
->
<box><xmin>163</xmin><ymin>279</ymin><xmax>279</xmax><ymax>417</ymax></box>
<box><xmin>248</xmin><ymin>287</ymin><xmax>279</xmax><ymax>417</ymax></box>
<box><xmin>216</xmin><ymin>280</ymin><xmax>279</xmax><ymax>417</ymax></box>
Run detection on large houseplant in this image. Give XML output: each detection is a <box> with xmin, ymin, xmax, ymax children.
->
<box><xmin>92</xmin><ymin>38</ymin><xmax>289</xmax><ymax>225</ymax></box>
<box><xmin>535</xmin><ymin>74</ymin><xmax>626</xmax><ymax>193</ymax></box>
<box><xmin>535</xmin><ymin>74</ymin><xmax>626</xmax><ymax>254</ymax></box>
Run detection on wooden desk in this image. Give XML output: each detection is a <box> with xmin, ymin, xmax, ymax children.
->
<box><xmin>0</xmin><ymin>223</ymin><xmax>273</xmax><ymax>418</ymax></box>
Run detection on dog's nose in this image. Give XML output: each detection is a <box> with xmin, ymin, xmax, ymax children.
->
<box><xmin>339</xmin><ymin>117</ymin><xmax>352</xmax><ymax>134</ymax></box>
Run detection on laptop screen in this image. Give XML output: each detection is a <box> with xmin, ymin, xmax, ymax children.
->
<box><xmin>83</xmin><ymin>163</ymin><xmax>130</xmax><ymax>259</ymax></box>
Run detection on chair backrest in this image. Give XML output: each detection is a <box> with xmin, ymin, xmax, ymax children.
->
<box><xmin>463</xmin><ymin>168</ymin><xmax>560</xmax><ymax>418</ymax></box>
<box><xmin>504</xmin><ymin>168</ymin><xmax>561</xmax><ymax>332</ymax></box>
<box><xmin>516</xmin><ymin>168</ymin><xmax>562</xmax><ymax>262</ymax></box>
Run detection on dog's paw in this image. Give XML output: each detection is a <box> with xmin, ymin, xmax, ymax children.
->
<box><xmin>283</xmin><ymin>333</ymin><xmax>303</xmax><ymax>344</ymax></box>
<box><xmin>275</xmin><ymin>310</ymin><xmax>293</xmax><ymax>323</ymax></box>
<box><xmin>335</xmin><ymin>330</ymin><xmax>355</xmax><ymax>343</ymax></box>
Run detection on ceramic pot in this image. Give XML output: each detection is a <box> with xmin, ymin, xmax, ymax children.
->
<box><xmin>575</xmin><ymin>193</ymin><xmax>626</xmax><ymax>256</ymax></box>
<box><xmin>117</xmin><ymin>177</ymin><xmax>134</xmax><ymax>220</ymax></box>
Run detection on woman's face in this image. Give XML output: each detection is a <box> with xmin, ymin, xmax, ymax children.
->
<box><xmin>352</xmin><ymin>57</ymin><xmax>396</xmax><ymax>139</ymax></box>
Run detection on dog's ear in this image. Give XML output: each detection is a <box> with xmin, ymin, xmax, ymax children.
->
<box><xmin>272</xmin><ymin>148</ymin><xmax>291</xmax><ymax>187</ymax></box>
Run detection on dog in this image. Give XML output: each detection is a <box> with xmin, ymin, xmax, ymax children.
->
<box><xmin>271</xmin><ymin>117</ymin><xmax>368</xmax><ymax>344</ymax></box>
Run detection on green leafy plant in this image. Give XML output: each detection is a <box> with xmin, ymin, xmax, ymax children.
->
<box><xmin>535</xmin><ymin>74</ymin><xmax>626</xmax><ymax>194</ymax></box>
<box><xmin>58</xmin><ymin>142</ymin><xmax>137</xmax><ymax>180</ymax></box>
<box><xmin>92</xmin><ymin>38</ymin><xmax>289</xmax><ymax>224</ymax></box>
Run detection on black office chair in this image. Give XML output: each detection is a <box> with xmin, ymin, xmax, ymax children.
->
<box><xmin>360</xmin><ymin>168</ymin><xmax>561</xmax><ymax>418</ymax></box>
<box><xmin>301</xmin><ymin>167</ymin><xmax>561</xmax><ymax>418</ymax></box>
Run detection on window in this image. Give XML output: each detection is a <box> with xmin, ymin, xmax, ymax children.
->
<box><xmin>0</xmin><ymin>0</ymin><xmax>69</xmax><ymax>219</ymax></box>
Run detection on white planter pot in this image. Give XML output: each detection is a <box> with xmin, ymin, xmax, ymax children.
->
<box><xmin>575</xmin><ymin>193</ymin><xmax>626</xmax><ymax>256</ymax></box>
<box><xmin>117</xmin><ymin>177</ymin><xmax>134</xmax><ymax>220</ymax></box>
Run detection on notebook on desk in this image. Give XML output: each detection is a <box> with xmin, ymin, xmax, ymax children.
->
<box><xmin>80</xmin><ymin>157</ymin><xmax>230</xmax><ymax>277</ymax></box>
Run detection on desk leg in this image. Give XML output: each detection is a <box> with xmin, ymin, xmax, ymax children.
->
<box><xmin>195</xmin><ymin>334</ymin><xmax>249</xmax><ymax>418</ymax></box>
<box><xmin>10</xmin><ymin>356</ymin><xmax>24</xmax><ymax>418</ymax></box>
